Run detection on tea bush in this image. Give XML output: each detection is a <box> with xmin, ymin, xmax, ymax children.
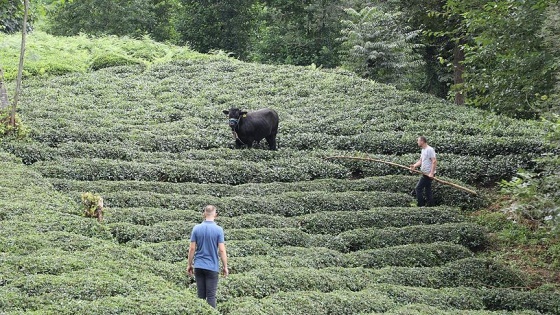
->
<box><xmin>46</xmin><ymin>175</ymin><xmax>485</xmax><ymax>209</ymax></box>
<box><xmin>337</xmin><ymin>222</ymin><xmax>488</xmax><ymax>252</ymax></box>
<box><xmin>298</xmin><ymin>207</ymin><xmax>465</xmax><ymax>234</ymax></box>
<box><xmin>228</xmin><ymin>242</ymin><xmax>472</xmax><ymax>273</ymax></box>
<box><xmin>1</xmin><ymin>34</ymin><xmax>557</xmax><ymax>314</ymax></box>
<box><xmin>220</xmin><ymin>290</ymin><xmax>396</xmax><ymax>315</ymax></box>
<box><xmin>219</xmin><ymin>258</ymin><xmax>523</xmax><ymax>300</ymax></box>
<box><xmin>95</xmin><ymin>191</ymin><xmax>412</xmax><ymax>216</ymax></box>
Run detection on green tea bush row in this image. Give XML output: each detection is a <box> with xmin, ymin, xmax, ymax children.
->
<box><xmin>3</xmin><ymin>248</ymin><xmax>89</xmax><ymax>277</ymax></box>
<box><xmin>0</xmin><ymin>231</ymin><xmax>99</xmax><ymax>256</ymax></box>
<box><xmin>9</xmin><ymin>269</ymin><xmax>140</xmax><ymax>301</ymax></box>
<box><xmin>105</xmin><ymin>207</ymin><xmax>299</xmax><ymax>230</ymax></box>
<box><xmin>228</xmin><ymin>242</ymin><xmax>472</xmax><ymax>273</ymax></box>
<box><xmin>219</xmin><ymin>290</ymin><xmax>396</xmax><ymax>315</ymax></box>
<box><xmin>19</xmin><ymin>146</ymin><xmax>528</xmax><ymax>186</ymax></box>
<box><xmin>31</xmin><ymin>157</ymin><xmax>348</xmax><ymax>184</ymax></box>
<box><xmin>222</xmin><ymin>222</ymin><xmax>486</xmax><ymax>252</ymax></box>
<box><xmin>2</xmin><ymin>290</ymin><xmax>218</xmax><ymax>315</ymax></box>
<box><xmin>482</xmin><ymin>288</ymin><xmax>560</xmax><ymax>314</ymax></box>
<box><xmin>108</xmin><ymin>221</ymin><xmax>195</xmax><ymax>243</ymax></box>
<box><xmin>19</xmin><ymin>125</ymin><xmax>546</xmax><ymax>158</ymax></box>
<box><xmin>218</xmin><ymin>258</ymin><xmax>523</xmax><ymax>300</ymax></box>
<box><xmin>137</xmin><ymin>239</ymin><xmax>276</xmax><ymax>263</ymax></box>
<box><xmin>222</xmin><ymin>288</ymin><xmax>541</xmax><ymax>315</ymax></box>
<box><xmin>279</xmin><ymin>132</ymin><xmax>547</xmax><ymax>157</ymax></box>
<box><xmin>136</xmin><ymin>240</ymin><xmax>188</xmax><ymax>263</ymax></box>
<box><xmin>1</xmin><ymin>141</ymin><xmax>141</xmax><ymax>165</ymax></box>
<box><xmin>333</xmin><ymin>153</ymin><xmax>531</xmax><ymax>186</ymax></box>
<box><xmin>104</xmin><ymin>208</ymin><xmax>201</xmax><ymax>226</ymax></box>
<box><xmin>297</xmin><ymin>207</ymin><xmax>465</xmax><ymax>234</ymax></box>
<box><xmin>50</xmin><ymin>174</ymin><xmax>485</xmax><ymax>209</ymax></box>
<box><xmin>337</xmin><ymin>222</ymin><xmax>488</xmax><ymax>252</ymax></box>
<box><xmin>367</xmin><ymin>283</ymin><xmax>560</xmax><ymax>314</ymax></box>
<box><xmin>221</xmin><ymin>284</ymin><xmax>559</xmax><ymax>315</ymax></box>
<box><xmin>92</xmin><ymin>191</ymin><xmax>412</xmax><ymax>216</ymax></box>
<box><xmin>13</xmin><ymin>289</ymin><xmax>219</xmax><ymax>315</ymax></box>
<box><xmin>374</xmin><ymin>304</ymin><xmax>540</xmax><ymax>315</ymax></box>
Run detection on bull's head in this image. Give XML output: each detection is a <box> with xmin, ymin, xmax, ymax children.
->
<box><xmin>223</xmin><ymin>108</ymin><xmax>247</xmax><ymax>130</ymax></box>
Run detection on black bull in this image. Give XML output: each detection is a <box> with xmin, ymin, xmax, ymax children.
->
<box><xmin>223</xmin><ymin>108</ymin><xmax>279</xmax><ymax>150</ymax></box>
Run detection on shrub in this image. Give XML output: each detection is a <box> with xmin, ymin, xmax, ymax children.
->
<box><xmin>345</xmin><ymin>242</ymin><xmax>473</xmax><ymax>268</ymax></box>
<box><xmin>24</xmin><ymin>291</ymin><xmax>218</xmax><ymax>315</ymax></box>
<box><xmin>220</xmin><ymin>290</ymin><xmax>396</xmax><ymax>315</ymax></box>
<box><xmin>228</xmin><ymin>242</ymin><xmax>472</xmax><ymax>273</ymax></box>
<box><xmin>219</xmin><ymin>258</ymin><xmax>523</xmax><ymax>300</ymax></box>
<box><xmin>96</xmin><ymin>190</ymin><xmax>411</xmax><ymax>216</ymax></box>
<box><xmin>108</xmin><ymin>221</ymin><xmax>195</xmax><ymax>243</ymax></box>
<box><xmin>336</xmin><ymin>222</ymin><xmax>488</xmax><ymax>252</ymax></box>
<box><xmin>80</xmin><ymin>192</ymin><xmax>103</xmax><ymax>220</ymax></box>
<box><xmin>89</xmin><ymin>54</ymin><xmax>146</xmax><ymax>71</ymax></box>
<box><xmin>298</xmin><ymin>207</ymin><xmax>465</xmax><ymax>235</ymax></box>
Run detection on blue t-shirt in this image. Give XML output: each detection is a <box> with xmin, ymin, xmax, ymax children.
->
<box><xmin>190</xmin><ymin>221</ymin><xmax>225</xmax><ymax>272</ymax></box>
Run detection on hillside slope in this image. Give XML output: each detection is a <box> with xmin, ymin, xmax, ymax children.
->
<box><xmin>1</xmin><ymin>52</ymin><xmax>558</xmax><ymax>314</ymax></box>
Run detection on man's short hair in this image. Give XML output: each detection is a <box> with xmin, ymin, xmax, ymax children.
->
<box><xmin>203</xmin><ymin>205</ymin><xmax>217</xmax><ymax>214</ymax></box>
<box><xmin>418</xmin><ymin>136</ymin><xmax>427</xmax><ymax>143</ymax></box>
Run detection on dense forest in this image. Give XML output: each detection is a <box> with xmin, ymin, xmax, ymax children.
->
<box><xmin>2</xmin><ymin>0</ymin><xmax>559</xmax><ymax>118</ymax></box>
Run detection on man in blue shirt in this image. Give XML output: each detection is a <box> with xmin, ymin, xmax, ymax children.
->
<box><xmin>410</xmin><ymin>136</ymin><xmax>437</xmax><ymax>207</ymax></box>
<box><xmin>187</xmin><ymin>205</ymin><xmax>229</xmax><ymax>308</ymax></box>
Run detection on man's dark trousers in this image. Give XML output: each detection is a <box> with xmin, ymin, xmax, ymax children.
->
<box><xmin>415</xmin><ymin>175</ymin><xmax>434</xmax><ymax>207</ymax></box>
<box><xmin>194</xmin><ymin>268</ymin><xmax>219</xmax><ymax>308</ymax></box>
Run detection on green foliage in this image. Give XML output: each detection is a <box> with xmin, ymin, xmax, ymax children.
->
<box><xmin>339</xmin><ymin>6</ymin><xmax>424</xmax><ymax>89</ymax></box>
<box><xmin>248</xmin><ymin>0</ymin><xmax>345</xmax><ymax>67</ymax></box>
<box><xmin>298</xmin><ymin>207</ymin><xmax>465</xmax><ymax>234</ymax></box>
<box><xmin>0</xmin><ymin>0</ymin><xmax>36</xmax><ymax>33</ymax></box>
<box><xmin>499</xmin><ymin>116</ymin><xmax>560</xmax><ymax>229</ymax></box>
<box><xmin>44</xmin><ymin>0</ymin><xmax>180</xmax><ymax>43</ymax></box>
<box><xmin>89</xmin><ymin>54</ymin><xmax>146</xmax><ymax>71</ymax></box>
<box><xmin>446</xmin><ymin>0</ymin><xmax>557</xmax><ymax>118</ymax></box>
<box><xmin>220</xmin><ymin>290</ymin><xmax>396</xmax><ymax>315</ymax></box>
<box><xmin>1</xmin><ymin>34</ymin><xmax>558</xmax><ymax>313</ymax></box>
<box><xmin>221</xmin><ymin>284</ymin><xmax>560</xmax><ymax>314</ymax></box>
<box><xmin>0</xmin><ymin>112</ymin><xmax>29</xmax><ymax>139</ymax></box>
<box><xmin>175</xmin><ymin>0</ymin><xmax>260</xmax><ymax>58</ymax></box>
<box><xmin>219</xmin><ymin>258</ymin><xmax>524</xmax><ymax>300</ymax></box>
<box><xmin>337</xmin><ymin>222</ymin><xmax>488</xmax><ymax>252</ymax></box>
<box><xmin>0</xmin><ymin>31</ymin><xmax>208</xmax><ymax>80</ymax></box>
<box><xmin>80</xmin><ymin>192</ymin><xmax>102</xmax><ymax>218</ymax></box>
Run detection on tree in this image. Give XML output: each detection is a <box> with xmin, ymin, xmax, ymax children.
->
<box><xmin>447</xmin><ymin>0</ymin><xmax>557</xmax><ymax>118</ymax></box>
<box><xmin>0</xmin><ymin>0</ymin><xmax>35</xmax><ymax>33</ymax></box>
<box><xmin>338</xmin><ymin>6</ymin><xmax>424</xmax><ymax>89</ymax></box>
<box><xmin>175</xmin><ymin>0</ymin><xmax>260</xmax><ymax>58</ymax></box>
<box><xmin>390</xmin><ymin>0</ymin><xmax>468</xmax><ymax>103</ymax></box>
<box><xmin>11</xmin><ymin>0</ymin><xmax>28</xmax><ymax>127</ymax></box>
<box><xmin>45</xmin><ymin>0</ymin><xmax>179</xmax><ymax>42</ymax></box>
<box><xmin>541</xmin><ymin>1</ymin><xmax>560</xmax><ymax>114</ymax></box>
<box><xmin>250</xmin><ymin>0</ymin><xmax>346</xmax><ymax>67</ymax></box>
<box><xmin>1</xmin><ymin>0</ymin><xmax>28</xmax><ymax>138</ymax></box>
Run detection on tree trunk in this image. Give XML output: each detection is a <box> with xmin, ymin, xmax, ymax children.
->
<box><xmin>453</xmin><ymin>41</ymin><xmax>465</xmax><ymax>105</ymax></box>
<box><xmin>11</xmin><ymin>0</ymin><xmax>29</xmax><ymax>127</ymax></box>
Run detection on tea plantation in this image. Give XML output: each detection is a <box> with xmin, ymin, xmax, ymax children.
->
<box><xmin>1</xmin><ymin>55</ymin><xmax>559</xmax><ymax>314</ymax></box>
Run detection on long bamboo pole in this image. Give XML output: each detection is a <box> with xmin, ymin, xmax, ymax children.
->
<box><xmin>325</xmin><ymin>155</ymin><xmax>478</xmax><ymax>195</ymax></box>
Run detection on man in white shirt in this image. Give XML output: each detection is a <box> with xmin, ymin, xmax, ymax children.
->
<box><xmin>410</xmin><ymin>136</ymin><xmax>437</xmax><ymax>207</ymax></box>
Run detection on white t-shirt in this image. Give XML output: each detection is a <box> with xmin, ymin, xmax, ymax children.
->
<box><xmin>421</xmin><ymin>145</ymin><xmax>436</xmax><ymax>174</ymax></box>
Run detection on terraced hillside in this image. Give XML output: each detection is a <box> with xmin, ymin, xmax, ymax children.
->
<box><xmin>1</xmin><ymin>58</ymin><xmax>559</xmax><ymax>314</ymax></box>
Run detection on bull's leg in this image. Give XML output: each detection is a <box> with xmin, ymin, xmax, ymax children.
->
<box><xmin>266</xmin><ymin>134</ymin><xmax>277</xmax><ymax>150</ymax></box>
<box><xmin>235</xmin><ymin>139</ymin><xmax>243</xmax><ymax>149</ymax></box>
